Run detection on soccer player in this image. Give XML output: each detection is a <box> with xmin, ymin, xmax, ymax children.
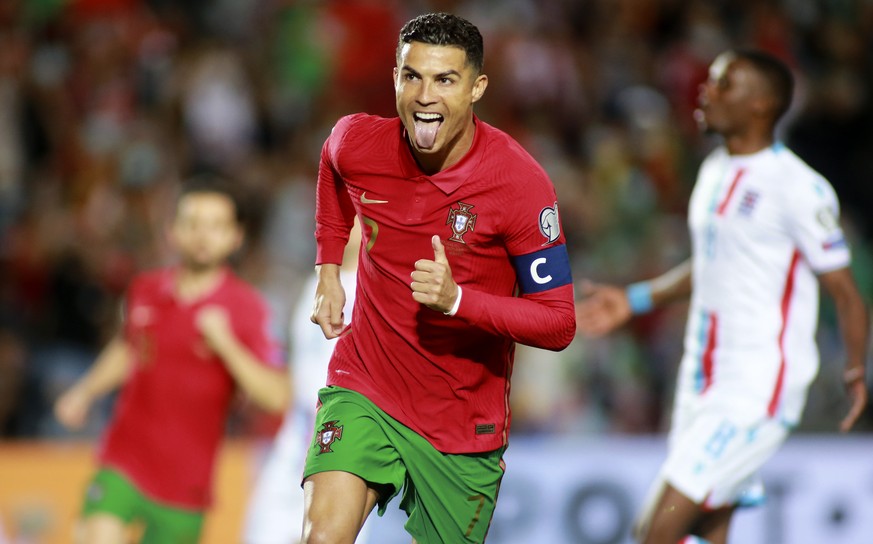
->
<box><xmin>303</xmin><ymin>12</ymin><xmax>576</xmax><ymax>544</ymax></box>
<box><xmin>242</xmin><ymin>221</ymin><xmax>371</xmax><ymax>544</ymax></box>
<box><xmin>54</xmin><ymin>175</ymin><xmax>289</xmax><ymax>544</ymax></box>
<box><xmin>576</xmin><ymin>50</ymin><xmax>869</xmax><ymax>544</ymax></box>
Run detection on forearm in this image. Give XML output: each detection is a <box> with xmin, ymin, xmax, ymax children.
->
<box><xmin>839</xmin><ymin>304</ymin><xmax>869</xmax><ymax>381</ymax></box>
<box><xmin>833</xmin><ymin>284</ymin><xmax>869</xmax><ymax>380</ymax></box>
<box><xmin>72</xmin><ymin>336</ymin><xmax>133</xmax><ymax>399</ymax></box>
<box><xmin>212</xmin><ymin>338</ymin><xmax>289</xmax><ymax>413</ymax></box>
<box><xmin>315</xmin><ymin>263</ymin><xmax>342</xmax><ymax>285</ymax></box>
<box><xmin>453</xmin><ymin>284</ymin><xmax>576</xmax><ymax>351</ymax></box>
<box><xmin>627</xmin><ymin>259</ymin><xmax>693</xmax><ymax>313</ymax></box>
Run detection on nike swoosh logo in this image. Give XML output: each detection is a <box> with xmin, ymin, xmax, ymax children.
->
<box><xmin>360</xmin><ymin>192</ymin><xmax>388</xmax><ymax>204</ymax></box>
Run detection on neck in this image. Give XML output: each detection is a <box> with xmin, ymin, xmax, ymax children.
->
<box><xmin>723</xmin><ymin>123</ymin><xmax>775</xmax><ymax>155</ymax></box>
<box><xmin>724</xmin><ymin>135</ymin><xmax>775</xmax><ymax>155</ymax></box>
<box><xmin>175</xmin><ymin>265</ymin><xmax>226</xmax><ymax>302</ymax></box>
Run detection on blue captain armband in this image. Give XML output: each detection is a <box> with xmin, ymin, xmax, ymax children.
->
<box><xmin>511</xmin><ymin>244</ymin><xmax>573</xmax><ymax>294</ymax></box>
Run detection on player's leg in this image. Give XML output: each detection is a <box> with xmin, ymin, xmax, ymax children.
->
<box><xmin>642</xmin><ymin>484</ymin><xmax>701</xmax><ymax>544</ymax></box>
<box><xmin>302</xmin><ymin>471</ymin><xmax>380</xmax><ymax>543</ymax></box>
<box><xmin>634</xmin><ymin>474</ymin><xmax>732</xmax><ymax>544</ymax></box>
<box><xmin>632</xmin><ymin>473</ymin><xmax>666</xmax><ymax>541</ymax></box>
<box><xmin>693</xmin><ymin>506</ymin><xmax>735</xmax><ymax>544</ymax></box>
<box><xmin>301</xmin><ymin>387</ymin><xmax>406</xmax><ymax>544</ymax></box>
<box><xmin>650</xmin><ymin>401</ymin><xmax>788</xmax><ymax>543</ymax></box>
<box><xmin>77</xmin><ymin>469</ymin><xmax>139</xmax><ymax>544</ymax></box>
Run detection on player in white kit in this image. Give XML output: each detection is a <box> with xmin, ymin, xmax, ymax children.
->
<box><xmin>576</xmin><ymin>50</ymin><xmax>869</xmax><ymax>544</ymax></box>
<box><xmin>242</xmin><ymin>222</ymin><xmax>370</xmax><ymax>544</ymax></box>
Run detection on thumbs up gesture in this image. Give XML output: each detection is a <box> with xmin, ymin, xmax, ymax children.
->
<box><xmin>411</xmin><ymin>235</ymin><xmax>459</xmax><ymax>313</ymax></box>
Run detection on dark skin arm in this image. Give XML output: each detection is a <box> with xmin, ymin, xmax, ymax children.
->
<box><xmin>818</xmin><ymin>267</ymin><xmax>869</xmax><ymax>432</ymax></box>
<box><xmin>576</xmin><ymin>259</ymin><xmax>693</xmax><ymax>337</ymax></box>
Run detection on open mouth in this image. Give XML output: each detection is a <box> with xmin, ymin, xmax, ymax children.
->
<box><xmin>412</xmin><ymin>112</ymin><xmax>444</xmax><ymax>149</ymax></box>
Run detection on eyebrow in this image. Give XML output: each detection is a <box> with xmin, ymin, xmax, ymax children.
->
<box><xmin>401</xmin><ymin>65</ymin><xmax>462</xmax><ymax>79</ymax></box>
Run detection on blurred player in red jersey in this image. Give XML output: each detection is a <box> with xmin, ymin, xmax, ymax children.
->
<box><xmin>303</xmin><ymin>12</ymin><xmax>576</xmax><ymax>544</ymax></box>
<box><xmin>576</xmin><ymin>50</ymin><xmax>868</xmax><ymax>544</ymax></box>
<box><xmin>54</xmin><ymin>175</ymin><xmax>289</xmax><ymax>544</ymax></box>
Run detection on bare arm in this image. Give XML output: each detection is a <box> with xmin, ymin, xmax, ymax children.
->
<box><xmin>54</xmin><ymin>335</ymin><xmax>133</xmax><ymax>430</ymax></box>
<box><xmin>197</xmin><ymin>307</ymin><xmax>290</xmax><ymax>414</ymax></box>
<box><xmin>310</xmin><ymin>263</ymin><xmax>348</xmax><ymax>339</ymax></box>
<box><xmin>576</xmin><ymin>259</ymin><xmax>693</xmax><ymax>337</ymax></box>
<box><xmin>818</xmin><ymin>267</ymin><xmax>869</xmax><ymax>432</ymax></box>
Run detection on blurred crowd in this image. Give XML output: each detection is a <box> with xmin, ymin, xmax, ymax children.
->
<box><xmin>0</xmin><ymin>0</ymin><xmax>871</xmax><ymax>439</ymax></box>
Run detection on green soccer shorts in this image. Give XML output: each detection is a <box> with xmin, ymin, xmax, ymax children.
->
<box><xmin>303</xmin><ymin>386</ymin><xmax>506</xmax><ymax>544</ymax></box>
<box><xmin>82</xmin><ymin>468</ymin><xmax>204</xmax><ymax>544</ymax></box>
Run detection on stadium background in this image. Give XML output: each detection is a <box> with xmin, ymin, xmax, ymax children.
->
<box><xmin>0</xmin><ymin>0</ymin><xmax>871</xmax><ymax>542</ymax></box>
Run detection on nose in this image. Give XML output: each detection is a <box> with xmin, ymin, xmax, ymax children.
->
<box><xmin>415</xmin><ymin>80</ymin><xmax>437</xmax><ymax>105</ymax></box>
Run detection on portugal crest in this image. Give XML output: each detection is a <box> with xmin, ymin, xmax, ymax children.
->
<box><xmin>446</xmin><ymin>202</ymin><xmax>477</xmax><ymax>244</ymax></box>
<box><xmin>315</xmin><ymin>420</ymin><xmax>344</xmax><ymax>454</ymax></box>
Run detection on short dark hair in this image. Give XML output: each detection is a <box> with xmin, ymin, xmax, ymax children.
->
<box><xmin>734</xmin><ymin>49</ymin><xmax>794</xmax><ymax>122</ymax></box>
<box><xmin>177</xmin><ymin>173</ymin><xmax>244</xmax><ymax>224</ymax></box>
<box><xmin>397</xmin><ymin>13</ymin><xmax>484</xmax><ymax>74</ymax></box>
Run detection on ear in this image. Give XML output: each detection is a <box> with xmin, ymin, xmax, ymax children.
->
<box><xmin>751</xmin><ymin>93</ymin><xmax>776</xmax><ymax>120</ymax></box>
<box><xmin>232</xmin><ymin>226</ymin><xmax>245</xmax><ymax>252</ymax></box>
<box><xmin>471</xmin><ymin>74</ymin><xmax>488</xmax><ymax>104</ymax></box>
<box><xmin>393</xmin><ymin>67</ymin><xmax>400</xmax><ymax>91</ymax></box>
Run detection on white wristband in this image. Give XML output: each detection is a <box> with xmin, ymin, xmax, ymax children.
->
<box><xmin>444</xmin><ymin>285</ymin><xmax>463</xmax><ymax>316</ymax></box>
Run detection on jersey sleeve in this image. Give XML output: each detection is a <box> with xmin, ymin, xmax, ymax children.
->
<box><xmin>236</xmin><ymin>293</ymin><xmax>285</xmax><ymax>369</ymax></box>
<box><xmin>454</xmin><ymin>169</ymin><xmax>575</xmax><ymax>351</ymax></box>
<box><xmin>784</xmin><ymin>173</ymin><xmax>851</xmax><ymax>274</ymax></box>
<box><xmin>120</xmin><ymin>275</ymin><xmax>144</xmax><ymax>342</ymax></box>
<box><xmin>315</xmin><ymin>116</ymin><xmax>358</xmax><ymax>265</ymax></box>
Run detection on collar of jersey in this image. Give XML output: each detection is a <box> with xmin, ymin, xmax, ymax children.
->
<box><xmin>160</xmin><ymin>266</ymin><xmax>230</xmax><ymax>305</ymax></box>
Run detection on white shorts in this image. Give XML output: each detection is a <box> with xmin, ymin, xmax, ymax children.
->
<box><xmin>660</xmin><ymin>392</ymin><xmax>789</xmax><ymax>508</ymax></box>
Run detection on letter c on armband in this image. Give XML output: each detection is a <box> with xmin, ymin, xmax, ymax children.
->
<box><xmin>530</xmin><ymin>258</ymin><xmax>553</xmax><ymax>285</ymax></box>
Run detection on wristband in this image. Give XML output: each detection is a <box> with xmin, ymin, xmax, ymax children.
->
<box><xmin>444</xmin><ymin>285</ymin><xmax>463</xmax><ymax>316</ymax></box>
<box><xmin>626</xmin><ymin>282</ymin><xmax>654</xmax><ymax>315</ymax></box>
<box><xmin>843</xmin><ymin>366</ymin><xmax>866</xmax><ymax>386</ymax></box>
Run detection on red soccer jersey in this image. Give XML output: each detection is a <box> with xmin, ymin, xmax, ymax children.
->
<box><xmin>99</xmin><ymin>268</ymin><xmax>280</xmax><ymax>509</ymax></box>
<box><xmin>315</xmin><ymin>114</ymin><xmax>575</xmax><ymax>453</ymax></box>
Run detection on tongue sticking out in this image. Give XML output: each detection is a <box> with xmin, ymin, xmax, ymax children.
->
<box><xmin>413</xmin><ymin>119</ymin><xmax>441</xmax><ymax>149</ymax></box>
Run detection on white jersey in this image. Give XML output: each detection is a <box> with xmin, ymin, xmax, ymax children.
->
<box><xmin>679</xmin><ymin>143</ymin><xmax>851</xmax><ymax>426</ymax></box>
<box><xmin>243</xmin><ymin>269</ymin><xmax>364</xmax><ymax>544</ymax></box>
